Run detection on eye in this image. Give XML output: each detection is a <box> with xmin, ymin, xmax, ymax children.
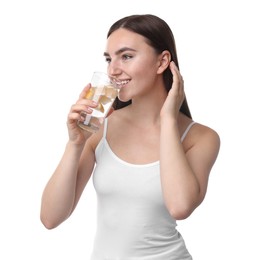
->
<box><xmin>122</xmin><ymin>54</ymin><xmax>133</xmax><ymax>61</ymax></box>
<box><xmin>105</xmin><ymin>57</ymin><xmax>111</xmax><ymax>64</ymax></box>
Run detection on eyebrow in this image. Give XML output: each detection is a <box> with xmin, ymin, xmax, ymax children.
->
<box><xmin>103</xmin><ymin>47</ymin><xmax>137</xmax><ymax>57</ymax></box>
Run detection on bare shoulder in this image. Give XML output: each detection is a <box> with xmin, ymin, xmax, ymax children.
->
<box><xmin>180</xmin><ymin>113</ymin><xmax>220</xmax><ymax>155</ymax></box>
<box><xmin>84</xmin><ymin>126</ymin><xmax>104</xmax><ymax>152</ymax></box>
<box><xmin>184</xmin><ymin>119</ymin><xmax>220</xmax><ymax>169</ymax></box>
<box><xmin>193</xmin><ymin>122</ymin><xmax>220</xmax><ymax>147</ymax></box>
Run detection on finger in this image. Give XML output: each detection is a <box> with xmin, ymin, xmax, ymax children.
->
<box><xmin>69</xmin><ymin>104</ymin><xmax>93</xmax><ymax>120</ymax></box>
<box><xmin>79</xmin><ymin>83</ymin><xmax>92</xmax><ymax>99</ymax></box>
<box><xmin>170</xmin><ymin>62</ymin><xmax>183</xmax><ymax>81</ymax></box>
<box><xmin>170</xmin><ymin>61</ymin><xmax>184</xmax><ymax>91</ymax></box>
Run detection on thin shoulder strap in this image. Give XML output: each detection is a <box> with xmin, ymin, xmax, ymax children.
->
<box><xmin>102</xmin><ymin>118</ymin><xmax>108</xmax><ymax>139</ymax></box>
<box><xmin>181</xmin><ymin>121</ymin><xmax>196</xmax><ymax>142</ymax></box>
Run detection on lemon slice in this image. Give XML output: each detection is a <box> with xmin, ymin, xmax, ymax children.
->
<box><xmin>95</xmin><ymin>102</ymin><xmax>104</xmax><ymax>113</ymax></box>
<box><xmin>99</xmin><ymin>95</ymin><xmax>111</xmax><ymax>105</ymax></box>
<box><xmin>105</xmin><ymin>87</ymin><xmax>117</xmax><ymax>98</ymax></box>
<box><xmin>85</xmin><ymin>88</ymin><xmax>95</xmax><ymax>99</ymax></box>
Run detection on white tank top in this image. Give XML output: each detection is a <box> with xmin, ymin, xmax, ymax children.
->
<box><xmin>91</xmin><ymin>119</ymin><xmax>195</xmax><ymax>260</ymax></box>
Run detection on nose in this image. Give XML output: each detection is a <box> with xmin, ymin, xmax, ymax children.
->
<box><xmin>107</xmin><ymin>60</ymin><xmax>122</xmax><ymax>78</ymax></box>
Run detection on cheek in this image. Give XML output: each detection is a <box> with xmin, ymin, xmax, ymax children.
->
<box><xmin>135</xmin><ymin>56</ymin><xmax>158</xmax><ymax>77</ymax></box>
<box><xmin>132</xmin><ymin>52</ymin><xmax>156</xmax><ymax>69</ymax></box>
<box><xmin>134</xmin><ymin>60</ymin><xmax>158</xmax><ymax>86</ymax></box>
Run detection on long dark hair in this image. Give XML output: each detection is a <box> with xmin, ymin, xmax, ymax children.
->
<box><xmin>107</xmin><ymin>14</ymin><xmax>192</xmax><ymax>119</ymax></box>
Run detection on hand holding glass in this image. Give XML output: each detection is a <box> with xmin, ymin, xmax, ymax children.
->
<box><xmin>77</xmin><ymin>71</ymin><xmax>119</xmax><ymax>133</ymax></box>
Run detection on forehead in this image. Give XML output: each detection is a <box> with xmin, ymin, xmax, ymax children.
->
<box><xmin>105</xmin><ymin>28</ymin><xmax>151</xmax><ymax>54</ymax></box>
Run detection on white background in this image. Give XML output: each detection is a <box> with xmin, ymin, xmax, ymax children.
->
<box><xmin>0</xmin><ymin>0</ymin><xmax>253</xmax><ymax>259</ymax></box>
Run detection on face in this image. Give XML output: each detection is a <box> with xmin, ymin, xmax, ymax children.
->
<box><xmin>104</xmin><ymin>28</ymin><xmax>163</xmax><ymax>102</ymax></box>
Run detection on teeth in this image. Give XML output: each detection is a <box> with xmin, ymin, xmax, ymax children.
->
<box><xmin>114</xmin><ymin>80</ymin><xmax>130</xmax><ymax>86</ymax></box>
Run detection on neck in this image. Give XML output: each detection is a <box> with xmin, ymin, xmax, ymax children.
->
<box><xmin>128</xmin><ymin>88</ymin><xmax>167</xmax><ymax>126</ymax></box>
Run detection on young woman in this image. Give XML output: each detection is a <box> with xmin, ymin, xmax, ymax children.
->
<box><xmin>40</xmin><ymin>14</ymin><xmax>220</xmax><ymax>259</ymax></box>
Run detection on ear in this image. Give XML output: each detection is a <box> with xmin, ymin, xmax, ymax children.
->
<box><xmin>157</xmin><ymin>50</ymin><xmax>171</xmax><ymax>74</ymax></box>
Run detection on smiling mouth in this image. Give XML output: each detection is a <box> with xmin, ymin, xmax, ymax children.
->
<box><xmin>112</xmin><ymin>79</ymin><xmax>130</xmax><ymax>88</ymax></box>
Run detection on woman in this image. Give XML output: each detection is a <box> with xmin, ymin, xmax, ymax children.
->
<box><xmin>40</xmin><ymin>14</ymin><xmax>220</xmax><ymax>259</ymax></box>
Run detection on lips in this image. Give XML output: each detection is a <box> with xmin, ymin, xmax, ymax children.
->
<box><xmin>112</xmin><ymin>79</ymin><xmax>130</xmax><ymax>89</ymax></box>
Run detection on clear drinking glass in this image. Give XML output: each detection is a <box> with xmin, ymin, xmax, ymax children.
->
<box><xmin>77</xmin><ymin>71</ymin><xmax>119</xmax><ymax>133</ymax></box>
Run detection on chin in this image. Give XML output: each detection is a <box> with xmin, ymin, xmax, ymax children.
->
<box><xmin>118</xmin><ymin>94</ymin><xmax>131</xmax><ymax>103</ymax></box>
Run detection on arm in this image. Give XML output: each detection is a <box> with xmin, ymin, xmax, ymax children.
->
<box><xmin>160</xmin><ymin>62</ymin><xmax>220</xmax><ymax>220</ymax></box>
<box><xmin>40</xmin><ymin>139</ymin><xmax>95</xmax><ymax>229</ymax></box>
<box><xmin>160</xmin><ymin>119</ymin><xmax>220</xmax><ymax>220</ymax></box>
<box><xmin>40</xmin><ymin>84</ymin><xmax>99</xmax><ymax>229</ymax></box>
